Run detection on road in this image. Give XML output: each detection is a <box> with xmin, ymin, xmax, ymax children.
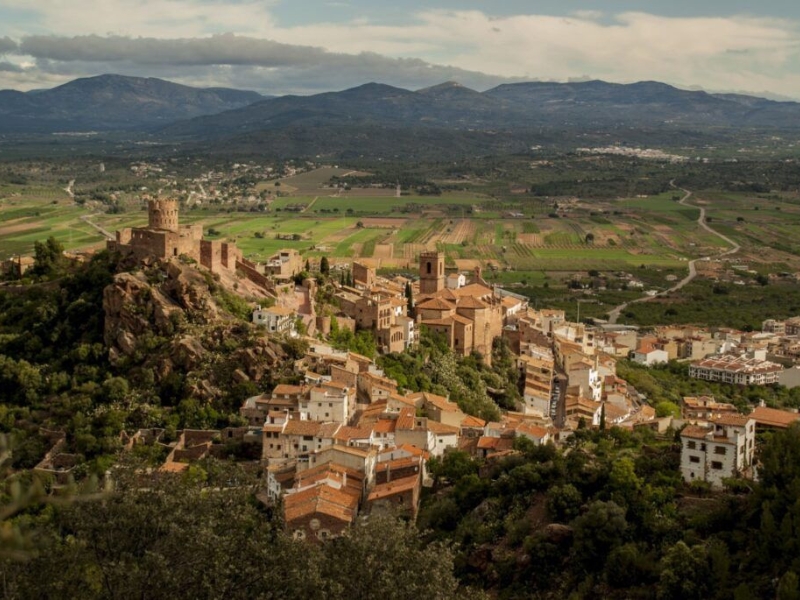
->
<box><xmin>606</xmin><ymin>183</ymin><xmax>740</xmax><ymax>324</ymax></box>
<box><xmin>80</xmin><ymin>214</ymin><xmax>115</xmax><ymax>240</ymax></box>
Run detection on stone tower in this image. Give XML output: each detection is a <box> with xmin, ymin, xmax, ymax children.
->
<box><xmin>148</xmin><ymin>198</ymin><xmax>179</xmax><ymax>232</ymax></box>
<box><xmin>419</xmin><ymin>251</ymin><xmax>445</xmax><ymax>295</ymax></box>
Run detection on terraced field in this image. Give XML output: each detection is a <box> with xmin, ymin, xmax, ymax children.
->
<box><xmin>4</xmin><ymin>171</ymin><xmax>799</xmax><ymax>284</ymax></box>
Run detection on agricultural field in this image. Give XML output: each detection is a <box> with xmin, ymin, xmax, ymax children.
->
<box><xmin>4</xmin><ymin>166</ymin><xmax>800</xmax><ymax>298</ymax></box>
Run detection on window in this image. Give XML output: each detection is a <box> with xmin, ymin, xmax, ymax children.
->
<box><xmin>426</xmin><ymin>262</ymin><xmax>432</xmax><ymax>274</ymax></box>
<box><xmin>689</xmin><ymin>456</ymin><xmax>700</xmax><ymax>464</ymax></box>
<box><xmin>714</xmin><ymin>446</ymin><xmax>727</xmax><ymax>455</ymax></box>
<box><xmin>711</xmin><ymin>461</ymin><xmax>723</xmax><ymax>470</ymax></box>
<box><xmin>687</xmin><ymin>441</ymin><xmax>696</xmax><ymax>450</ymax></box>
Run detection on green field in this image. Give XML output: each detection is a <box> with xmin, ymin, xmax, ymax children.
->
<box><xmin>4</xmin><ymin>168</ymin><xmax>800</xmax><ymax>285</ymax></box>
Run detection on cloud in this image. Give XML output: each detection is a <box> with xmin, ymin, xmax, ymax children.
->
<box><xmin>0</xmin><ymin>36</ymin><xmax>18</xmax><ymax>54</ymax></box>
<box><xmin>1</xmin><ymin>6</ymin><xmax>800</xmax><ymax>98</ymax></box>
<box><xmin>570</xmin><ymin>10</ymin><xmax>604</xmax><ymax>20</ymax></box>
<box><xmin>0</xmin><ymin>0</ymin><xmax>279</xmax><ymax>37</ymax></box>
<box><xmin>0</xmin><ymin>61</ymin><xmax>22</xmax><ymax>72</ymax></box>
<box><xmin>14</xmin><ymin>33</ymin><xmax>522</xmax><ymax>93</ymax></box>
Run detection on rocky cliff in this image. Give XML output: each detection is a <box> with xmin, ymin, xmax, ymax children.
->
<box><xmin>103</xmin><ymin>260</ymin><xmax>290</xmax><ymax>404</ymax></box>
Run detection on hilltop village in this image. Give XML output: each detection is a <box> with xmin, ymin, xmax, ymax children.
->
<box><xmin>23</xmin><ymin>197</ymin><xmax>793</xmax><ymax>543</ymax></box>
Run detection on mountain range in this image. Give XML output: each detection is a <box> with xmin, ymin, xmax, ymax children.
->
<box><xmin>0</xmin><ymin>74</ymin><xmax>263</xmax><ymax>132</ymax></box>
<box><xmin>1</xmin><ymin>75</ymin><xmax>800</xmax><ymax>157</ymax></box>
<box><xmin>162</xmin><ymin>79</ymin><xmax>800</xmax><ymax>139</ymax></box>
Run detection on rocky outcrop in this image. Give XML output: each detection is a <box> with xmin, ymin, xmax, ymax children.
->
<box><xmin>103</xmin><ymin>262</ymin><xmax>220</xmax><ymax>364</ymax></box>
<box><xmin>102</xmin><ymin>260</ymin><xmax>293</xmax><ymax>404</ymax></box>
<box><xmin>231</xmin><ymin>338</ymin><xmax>286</xmax><ymax>381</ymax></box>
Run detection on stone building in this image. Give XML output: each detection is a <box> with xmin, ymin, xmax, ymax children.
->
<box><xmin>415</xmin><ymin>255</ymin><xmax>508</xmax><ymax>363</ymax></box>
<box><xmin>108</xmin><ymin>198</ymin><xmax>241</xmax><ymax>273</ymax></box>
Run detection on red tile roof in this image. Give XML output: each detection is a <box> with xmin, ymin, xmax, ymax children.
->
<box><xmin>750</xmin><ymin>406</ymin><xmax>800</xmax><ymax>428</ymax></box>
<box><xmin>367</xmin><ymin>474</ymin><xmax>420</xmax><ymax>501</ymax></box>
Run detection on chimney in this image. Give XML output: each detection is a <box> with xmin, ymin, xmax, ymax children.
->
<box><xmin>343</xmin><ymin>471</ymin><xmax>347</xmax><ymax>487</ymax></box>
<box><xmin>386</xmin><ymin>462</ymin><xmax>391</xmax><ymax>483</ymax></box>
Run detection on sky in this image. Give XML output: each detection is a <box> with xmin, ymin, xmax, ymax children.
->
<box><xmin>0</xmin><ymin>0</ymin><xmax>798</xmax><ymax>99</ymax></box>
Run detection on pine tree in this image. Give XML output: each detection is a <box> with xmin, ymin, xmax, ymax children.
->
<box><xmin>405</xmin><ymin>281</ymin><xmax>414</xmax><ymax>317</ymax></box>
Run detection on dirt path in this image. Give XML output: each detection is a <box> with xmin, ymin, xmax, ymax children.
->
<box><xmin>80</xmin><ymin>214</ymin><xmax>115</xmax><ymax>240</ymax></box>
<box><xmin>607</xmin><ymin>183</ymin><xmax>740</xmax><ymax>324</ymax></box>
<box><xmin>302</xmin><ymin>196</ymin><xmax>319</xmax><ymax>213</ymax></box>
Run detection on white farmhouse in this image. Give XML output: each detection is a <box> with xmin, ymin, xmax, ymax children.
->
<box><xmin>252</xmin><ymin>305</ymin><xmax>296</xmax><ymax>335</ymax></box>
<box><xmin>680</xmin><ymin>414</ymin><xmax>755</xmax><ymax>489</ymax></box>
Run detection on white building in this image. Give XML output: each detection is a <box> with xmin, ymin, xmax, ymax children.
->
<box><xmin>252</xmin><ymin>305</ymin><xmax>296</xmax><ymax>335</ymax></box>
<box><xmin>680</xmin><ymin>415</ymin><xmax>755</xmax><ymax>488</ymax></box>
<box><xmin>689</xmin><ymin>353</ymin><xmax>783</xmax><ymax>385</ymax></box>
<box><xmin>446</xmin><ymin>272</ymin><xmax>466</xmax><ymax>290</ymax></box>
<box><xmin>631</xmin><ymin>342</ymin><xmax>669</xmax><ymax>366</ymax></box>
<box><xmin>305</xmin><ymin>382</ymin><xmax>355</xmax><ymax>424</ymax></box>
<box><xmin>568</xmin><ymin>359</ymin><xmax>603</xmax><ymax>402</ymax></box>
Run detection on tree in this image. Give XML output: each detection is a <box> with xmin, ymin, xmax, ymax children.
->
<box><xmin>655</xmin><ymin>400</ymin><xmax>681</xmax><ymax>418</ymax></box>
<box><xmin>32</xmin><ymin>236</ymin><xmax>65</xmax><ymax>277</ymax></box>
<box><xmin>572</xmin><ymin>500</ymin><xmax>628</xmax><ymax>571</ymax></box>
<box><xmin>320</xmin><ymin>256</ymin><xmax>330</xmax><ymax>276</ymax></box>
<box><xmin>585</xmin><ymin>233</ymin><xmax>595</xmax><ymax>244</ymax></box>
<box><xmin>778</xmin><ymin>571</ymin><xmax>800</xmax><ymax>600</ymax></box>
<box><xmin>546</xmin><ymin>483</ymin><xmax>582</xmax><ymax>522</ymax></box>
<box><xmin>657</xmin><ymin>541</ymin><xmax>711</xmax><ymax>600</ymax></box>
<box><xmin>405</xmin><ymin>281</ymin><xmax>414</xmax><ymax>317</ymax></box>
<box><xmin>320</xmin><ymin>515</ymin><xmax>484</xmax><ymax>599</ymax></box>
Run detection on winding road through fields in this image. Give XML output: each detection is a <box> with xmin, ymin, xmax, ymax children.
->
<box><xmin>606</xmin><ymin>183</ymin><xmax>741</xmax><ymax>324</ymax></box>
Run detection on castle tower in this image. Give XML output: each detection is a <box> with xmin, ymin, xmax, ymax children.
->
<box><xmin>419</xmin><ymin>251</ymin><xmax>445</xmax><ymax>295</ymax></box>
<box><xmin>148</xmin><ymin>199</ymin><xmax>179</xmax><ymax>232</ymax></box>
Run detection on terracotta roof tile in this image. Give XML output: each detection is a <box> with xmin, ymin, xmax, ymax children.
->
<box><xmin>426</xmin><ymin>421</ymin><xmax>460</xmax><ymax>435</ymax></box>
<box><xmin>461</xmin><ymin>415</ymin><xmax>486</xmax><ymax>428</ymax></box>
<box><xmin>367</xmin><ymin>474</ymin><xmax>420</xmax><ymax>501</ymax></box>
<box><xmin>750</xmin><ymin>406</ymin><xmax>800</xmax><ymax>428</ymax></box>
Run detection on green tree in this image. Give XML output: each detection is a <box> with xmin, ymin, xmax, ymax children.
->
<box><xmin>778</xmin><ymin>571</ymin><xmax>800</xmax><ymax>600</ymax></box>
<box><xmin>546</xmin><ymin>483</ymin><xmax>583</xmax><ymax>522</ymax></box>
<box><xmin>320</xmin><ymin>256</ymin><xmax>330</xmax><ymax>276</ymax></box>
<box><xmin>572</xmin><ymin>500</ymin><xmax>628</xmax><ymax>571</ymax></box>
<box><xmin>319</xmin><ymin>514</ymin><xmax>484</xmax><ymax>599</ymax></box>
<box><xmin>32</xmin><ymin>236</ymin><xmax>65</xmax><ymax>277</ymax></box>
<box><xmin>657</xmin><ymin>541</ymin><xmax>711</xmax><ymax>600</ymax></box>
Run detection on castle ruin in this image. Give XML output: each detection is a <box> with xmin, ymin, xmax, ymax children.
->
<box><xmin>108</xmin><ymin>198</ymin><xmax>241</xmax><ymax>273</ymax></box>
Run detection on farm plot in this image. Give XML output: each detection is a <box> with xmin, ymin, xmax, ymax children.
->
<box><xmin>439</xmin><ymin>219</ymin><xmax>476</xmax><ymax>244</ymax></box>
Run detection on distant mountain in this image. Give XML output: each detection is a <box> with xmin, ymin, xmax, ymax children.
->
<box><xmin>163</xmin><ymin>78</ymin><xmax>800</xmax><ymax>145</ymax></box>
<box><xmin>4</xmin><ymin>75</ymin><xmax>800</xmax><ymax>158</ymax></box>
<box><xmin>0</xmin><ymin>74</ymin><xmax>264</xmax><ymax>132</ymax></box>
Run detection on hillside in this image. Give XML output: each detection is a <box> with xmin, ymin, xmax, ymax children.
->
<box><xmin>163</xmin><ymin>78</ymin><xmax>800</xmax><ymax>138</ymax></box>
<box><xmin>0</xmin><ymin>74</ymin><xmax>264</xmax><ymax>132</ymax></box>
